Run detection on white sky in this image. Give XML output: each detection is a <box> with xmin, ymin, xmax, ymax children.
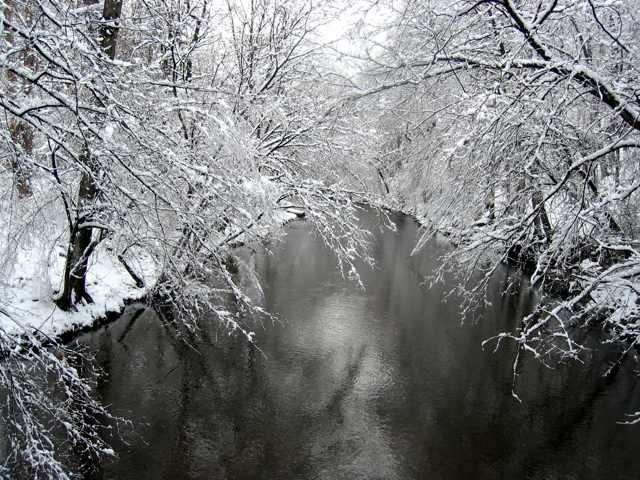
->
<box><xmin>310</xmin><ymin>0</ymin><xmax>394</xmax><ymax>75</ymax></box>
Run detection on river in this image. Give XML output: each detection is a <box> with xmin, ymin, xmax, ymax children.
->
<box><xmin>76</xmin><ymin>210</ymin><xmax>640</xmax><ymax>479</ymax></box>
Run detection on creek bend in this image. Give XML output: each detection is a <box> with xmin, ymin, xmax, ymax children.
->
<box><xmin>75</xmin><ymin>210</ymin><xmax>640</xmax><ymax>479</ymax></box>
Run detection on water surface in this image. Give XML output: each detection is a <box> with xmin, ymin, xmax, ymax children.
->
<box><xmin>77</xmin><ymin>211</ymin><xmax>640</xmax><ymax>479</ymax></box>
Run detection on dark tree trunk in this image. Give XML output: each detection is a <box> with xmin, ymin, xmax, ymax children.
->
<box><xmin>56</xmin><ymin>150</ymin><xmax>100</xmax><ymax>310</ymax></box>
<box><xmin>8</xmin><ymin>119</ymin><xmax>33</xmax><ymax>197</ymax></box>
<box><xmin>99</xmin><ymin>0</ymin><xmax>123</xmax><ymax>59</ymax></box>
<box><xmin>485</xmin><ymin>187</ymin><xmax>495</xmax><ymax>222</ymax></box>
<box><xmin>56</xmin><ymin>0</ymin><xmax>122</xmax><ymax>310</ymax></box>
<box><xmin>4</xmin><ymin>0</ymin><xmax>35</xmax><ymax>198</ymax></box>
<box><xmin>532</xmin><ymin>189</ymin><xmax>553</xmax><ymax>244</ymax></box>
<box><xmin>377</xmin><ymin>167</ymin><xmax>390</xmax><ymax>194</ymax></box>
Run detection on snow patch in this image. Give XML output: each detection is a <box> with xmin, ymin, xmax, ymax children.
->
<box><xmin>0</xmin><ymin>244</ymin><xmax>156</xmax><ymax>337</ymax></box>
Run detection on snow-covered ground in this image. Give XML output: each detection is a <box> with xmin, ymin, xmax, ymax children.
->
<box><xmin>0</xmin><ymin>243</ymin><xmax>156</xmax><ymax>337</ymax></box>
<box><xmin>0</xmin><ymin>203</ymin><xmax>301</xmax><ymax>339</ymax></box>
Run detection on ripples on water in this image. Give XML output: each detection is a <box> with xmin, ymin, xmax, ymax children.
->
<box><xmin>76</xmin><ymin>210</ymin><xmax>640</xmax><ymax>479</ymax></box>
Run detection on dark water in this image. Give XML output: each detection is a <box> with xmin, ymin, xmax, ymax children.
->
<box><xmin>77</xmin><ymin>211</ymin><xmax>640</xmax><ymax>479</ymax></box>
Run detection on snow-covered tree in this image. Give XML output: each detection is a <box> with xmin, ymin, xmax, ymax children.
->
<box><xmin>0</xmin><ymin>0</ymin><xmax>373</xmax><ymax>475</ymax></box>
<box><xmin>352</xmin><ymin>0</ymin><xmax>640</xmax><ymax>378</ymax></box>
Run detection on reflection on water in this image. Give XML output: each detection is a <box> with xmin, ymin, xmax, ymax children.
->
<box><xmin>76</xmin><ymin>211</ymin><xmax>640</xmax><ymax>480</ymax></box>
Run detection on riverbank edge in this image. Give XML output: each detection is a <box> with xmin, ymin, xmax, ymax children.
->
<box><xmin>48</xmin><ymin>202</ymin><xmax>422</xmax><ymax>346</ymax></box>
<box><xmin>56</xmin><ymin>204</ymin><xmax>412</xmax><ymax>345</ymax></box>
<box><xmin>53</xmin><ymin>213</ymin><xmax>308</xmax><ymax>345</ymax></box>
<box><xmin>56</xmin><ymin>298</ymin><xmax>148</xmax><ymax>345</ymax></box>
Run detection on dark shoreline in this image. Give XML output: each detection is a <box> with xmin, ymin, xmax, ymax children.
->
<box><xmin>58</xmin><ymin>298</ymin><xmax>148</xmax><ymax>345</ymax></box>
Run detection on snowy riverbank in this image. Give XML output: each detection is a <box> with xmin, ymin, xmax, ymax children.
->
<box><xmin>0</xmin><ymin>208</ymin><xmax>303</xmax><ymax>340</ymax></box>
<box><xmin>0</xmin><ymin>243</ymin><xmax>156</xmax><ymax>338</ymax></box>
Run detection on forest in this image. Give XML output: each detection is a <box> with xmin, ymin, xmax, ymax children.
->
<box><xmin>2</xmin><ymin>0</ymin><xmax>640</xmax><ymax>478</ymax></box>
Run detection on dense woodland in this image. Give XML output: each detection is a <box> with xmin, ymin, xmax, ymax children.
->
<box><xmin>2</xmin><ymin>0</ymin><xmax>640</xmax><ymax>477</ymax></box>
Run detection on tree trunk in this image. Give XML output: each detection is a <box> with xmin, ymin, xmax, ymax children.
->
<box><xmin>8</xmin><ymin>119</ymin><xmax>33</xmax><ymax>197</ymax></box>
<box><xmin>56</xmin><ymin>150</ymin><xmax>100</xmax><ymax>309</ymax></box>
<box><xmin>532</xmin><ymin>189</ymin><xmax>553</xmax><ymax>244</ymax></box>
<box><xmin>99</xmin><ymin>0</ymin><xmax>123</xmax><ymax>59</ymax></box>
<box><xmin>56</xmin><ymin>0</ymin><xmax>122</xmax><ymax>310</ymax></box>
<box><xmin>377</xmin><ymin>167</ymin><xmax>390</xmax><ymax>194</ymax></box>
<box><xmin>485</xmin><ymin>186</ymin><xmax>495</xmax><ymax>222</ymax></box>
<box><xmin>4</xmin><ymin>0</ymin><xmax>35</xmax><ymax>198</ymax></box>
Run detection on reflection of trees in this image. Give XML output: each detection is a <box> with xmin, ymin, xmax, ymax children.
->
<box><xmin>78</xmin><ymin>210</ymin><xmax>640</xmax><ymax>479</ymax></box>
<box><xmin>81</xmin><ymin>294</ymin><xmax>379</xmax><ymax>479</ymax></box>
